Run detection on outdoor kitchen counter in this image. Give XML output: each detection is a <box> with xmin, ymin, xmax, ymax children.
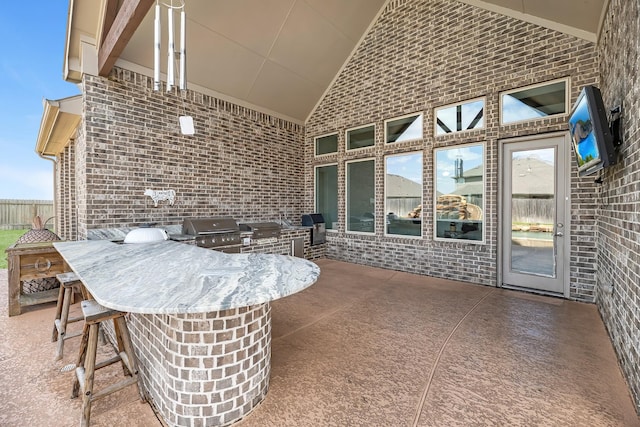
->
<box><xmin>52</xmin><ymin>239</ymin><xmax>319</xmax><ymax>313</ymax></box>
<box><xmin>53</xmin><ymin>239</ymin><xmax>320</xmax><ymax>426</ymax></box>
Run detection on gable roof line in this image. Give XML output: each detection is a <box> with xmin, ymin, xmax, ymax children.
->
<box><xmin>457</xmin><ymin>0</ymin><xmax>600</xmax><ymax>43</ymax></box>
<box><xmin>304</xmin><ymin>0</ymin><xmax>391</xmax><ymax>124</ymax></box>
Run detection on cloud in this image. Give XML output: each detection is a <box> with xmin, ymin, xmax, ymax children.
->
<box><xmin>386</xmin><ymin>153</ymin><xmax>423</xmax><ymax>184</ymax></box>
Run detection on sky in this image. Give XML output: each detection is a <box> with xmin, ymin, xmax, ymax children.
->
<box><xmin>0</xmin><ymin>2</ymin><xmax>79</xmax><ymax>200</ymax></box>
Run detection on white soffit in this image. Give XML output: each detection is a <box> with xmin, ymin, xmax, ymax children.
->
<box><xmin>458</xmin><ymin>0</ymin><xmax>609</xmax><ymax>43</ymax></box>
<box><xmin>64</xmin><ymin>0</ymin><xmax>103</xmax><ymax>81</ymax></box>
<box><xmin>36</xmin><ymin>96</ymin><xmax>83</xmax><ymax>157</ymax></box>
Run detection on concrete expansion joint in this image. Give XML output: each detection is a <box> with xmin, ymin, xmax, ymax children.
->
<box><xmin>411</xmin><ymin>288</ymin><xmax>497</xmax><ymax>427</ymax></box>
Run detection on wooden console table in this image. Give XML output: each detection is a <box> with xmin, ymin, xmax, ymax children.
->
<box><xmin>6</xmin><ymin>242</ymin><xmax>68</xmax><ymax>316</ymax></box>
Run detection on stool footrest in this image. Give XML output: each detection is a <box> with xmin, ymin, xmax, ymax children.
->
<box><xmin>61</xmin><ymin>330</ymin><xmax>83</xmax><ymax>341</ymax></box>
<box><xmin>95</xmin><ymin>354</ymin><xmax>122</xmax><ymax>371</ymax></box>
<box><xmin>54</xmin><ymin>317</ymin><xmax>83</xmax><ymax>334</ymax></box>
<box><xmin>92</xmin><ymin>376</ymin><xmax>139</xmax><ymax>402</ymax></box>
<box><xmin>75</xmin><ymin>365</ymin><xmax>137</xmax><ymax>398</ymax></box>
<box><xmin>67</xmin><ymin>315</ymin><xmax>84</xmax><ymax>324</ymax></box>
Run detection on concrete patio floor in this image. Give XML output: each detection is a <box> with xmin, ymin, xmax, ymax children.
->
<box><xmin>1</xmin><ymin>259</ymin><xmax>639</xmax><ymax>426</ymax></box>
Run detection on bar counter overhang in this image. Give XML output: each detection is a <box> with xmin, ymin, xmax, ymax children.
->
<box><xmin>53</xmin><ymin>240</ymin><xmax>320</xmax><ymax>426</ymax></box>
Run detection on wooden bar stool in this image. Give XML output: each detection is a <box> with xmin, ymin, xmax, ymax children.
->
<box><xmin>52</xmin><ymin>272</ymin><xmax>86</xmax><ymax>360</ymax></box>
<box><xmin>72</xmin><ymin>300</ymin><xmax>145</xmax><ymax>427</ymax></box>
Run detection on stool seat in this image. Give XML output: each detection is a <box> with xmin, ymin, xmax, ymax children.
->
<box><xmin>52</xmin><ymin>272</ymin><xmax>85</xmax><ymax>360</ymax></box>
<box><xmin>72</xmin><ymin>300</ymin><xmax>144</xmax><ymax>427</ymax></box>
<box><xmin>80</xmin><ymin>300</ymin><xmax>122</xmax><ymax>323</ymax></box>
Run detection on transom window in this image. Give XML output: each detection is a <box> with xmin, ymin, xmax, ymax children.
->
<box><xmin>500</xmin><ymin>79</ymin><xmax>569</xmax><ymax>124</ymax></box>
<box><xmin>385</xmin><ymin>113</ymin><xmax>423</xmax><ymax>143</ymax></box>
<box><xmin>346</xmin><ymin>124</ymin><xmax>375</xmax><ymax>151</ymax></box>
<box><xmin>315</xmin><ymin>133</ymin><xmax>338</xmax><ymax>156</ymax></box>
<box><xmin>435</xmin><ymin>98</ymin><xmax>485</xmax><ymax>135</ymax></box>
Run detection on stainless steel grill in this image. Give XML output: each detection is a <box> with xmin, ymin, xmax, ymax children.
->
<box><xmin>302</xmin><ymin>213</ymin><xmax>326</xmax><ymax>245</ymax></box>
<box><xmin>239</xmin><ymin>222</ymin><xmax>281</xmax><ymax>239</ymax></box>
<box><xmin>182</xmin><ymin>217</ymin><xmax>241</xmax><ymax>253</ymax></box>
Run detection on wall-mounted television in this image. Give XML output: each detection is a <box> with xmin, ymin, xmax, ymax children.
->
<box><xmin>568</xmin><ymin>85</ymin><xmax>617</xmax><ymax>177</ymax></box>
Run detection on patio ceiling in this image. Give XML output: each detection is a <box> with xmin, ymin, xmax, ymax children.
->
<box><xmin>64</xmin><ymin>0</ymin><xmax>609</xmax><ymax>125</ymax></box>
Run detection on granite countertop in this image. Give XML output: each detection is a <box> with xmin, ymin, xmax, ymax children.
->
<box><xmin>53</xmin><ymin>240</ymin><xmax>320</xmax><ymax>314</ymax></box>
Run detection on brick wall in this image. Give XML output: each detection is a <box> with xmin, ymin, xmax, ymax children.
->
<box><xmin>74</xmin><ymin>107</ymin><xmax>88</xmax><ymax>241</ymax></box>
<box><xmin>596</xmin><ymin>0</ymin><xmax>640</xmax><ymax>412</ymax></box>
<box><xmin>75</xmin><ymin>68</ymin><xmax>304</xmax><ymax>238</ymax></box>
<box><xmin>56</xmin><ymin>144</ymin><xmax>77</xmax><ymax>240</ymax></box>
<box><xmin>104</xmin><ymin>304</ymin><xmax>272</xmax><ymax>426</ymax></box>
<box><xmin>240</xmin><ymin>229</ymin><xmax>326</xmax><ymax>260</ymax></box>
<box><xmin>305</xmin><ymin>0</ymin><xmax>599</xmax><ymax>298</ymax></box>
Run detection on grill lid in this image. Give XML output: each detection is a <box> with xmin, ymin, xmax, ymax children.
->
<box><xmin>239</xmin><ymin>222</ymin><xmax>281</xmax><ymax>239</ymax></box>
<box><xmin>239</xmin><ymin>222</ymin><xmax>281</xmax><ymax>232</ymax></box>
<box><xmin>302</xmin><ymin>213</ymin><xmax>325</xmax><ymax>226</ymax></box>
<box><xmin>182</xmin><ymin>217</ymin><xmax>239</xmax><ymax>235</ymax></box>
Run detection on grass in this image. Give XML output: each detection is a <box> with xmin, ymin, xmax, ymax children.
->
<box><xmin>0</xmin><ymin>229</ymin><xmax>28</xmax><ymax>269</ymax></box>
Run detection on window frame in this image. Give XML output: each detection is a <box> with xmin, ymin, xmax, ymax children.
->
<box><xmin>345</xmin><ymin>123</ymin><xmax>376</xmax><ymax>152</ymax></box>
<box><xmin>384</xmin><ymin>112</ymin><xmax>424</xmax><ymax>144</ymax></box>
<box><xmin>314</xmin><ymin>163</ymin><xmax>339</xmax><ymax>232</ymax></box>
<box><xmin>384</xmin><ymin>151</ymin><xmax>423</xmax><ymax>238</ymax></box>
<box><xmin>433</xmin><ymin>142</ymin><xmax>486</xmax><ymax>244</ymax></box>
<box><xmin>499</xmin><ymin>78</ymin><xmax>570</xmax><ymax>126</ymax></box>
<box><xmin>314</xmin><ymin>132</ymin><xmax>339</xmax><ymax>157</ymax></box>
<box><xmin>434</xmin><ymin>97</ymin><xmax>486</xmax><ymax>137</ymax></box>
<box><xmin>345</xmin><ymin>157</ymin><xmax>376</xmax><ymax>235</ymax></box>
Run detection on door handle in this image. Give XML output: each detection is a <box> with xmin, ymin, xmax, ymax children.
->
<box><xmin>555</xmin><ymin>232</ymin><xmax>563</xmax><ymax>237</ymax></box>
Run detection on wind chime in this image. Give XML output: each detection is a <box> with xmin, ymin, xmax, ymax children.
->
<box><xmin>153</xmin><ymin>0</ymin><xmax>194</xmax><ymax>134</ymax></box>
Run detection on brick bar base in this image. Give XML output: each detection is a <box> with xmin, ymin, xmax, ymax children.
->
<box><xmin>122</xmin><ymin>304</ymin><xmax>272</xmax><ymax>426</ymax></box>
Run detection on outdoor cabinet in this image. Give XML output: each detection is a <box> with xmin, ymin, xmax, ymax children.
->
<box><xmin>5</xmin><ymin>242</ymin><xmax>68</xmax><ymax>316</ymax></box>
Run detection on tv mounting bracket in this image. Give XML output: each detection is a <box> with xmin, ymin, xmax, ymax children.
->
<box><xmin>594</xmin><ymin>105</ymin><xmax>623</xmax><ymax>185</ymax></box>
<box><xmin>609</xmin><ymin>105</ymin><xmax>622</xmax><ymax>147</ymax></box>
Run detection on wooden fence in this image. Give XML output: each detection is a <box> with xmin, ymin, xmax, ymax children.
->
<box><xmin>512</xmin><ymin>198</ymin><xmax>554</xmax><ymax>225</ymax></box>
<box><xmin>386</xmin><ymin>197</ymin><xmax>422</xmax><ymax>218</ymax></box>
<box><xmin>0</xmin><ymin>199</ymin><xmax>54</xmax><ymax>230</ymax></box>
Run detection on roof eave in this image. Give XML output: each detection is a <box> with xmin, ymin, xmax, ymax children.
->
<box><xmin>36</xmin><ymin>95</ymin><xmax>83</xmax><ymax>157</ymax></box>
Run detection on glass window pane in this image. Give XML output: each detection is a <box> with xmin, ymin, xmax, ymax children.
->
<box><xmin>315</xmin><ymin>134</ymin><xmax>338</xmax><ymax>155</ymax></box>
<box><xmin>501</xmin><ymin>80</ymin><xmax>567</xmax><ymax>124</ymax></box>
<box><xmin>347</xmin><ymin>159</ymin><xmax>375</xmax><ymax>233</ymax></box>
<box><xmin>435</xmin><ymin>99</ymin><xmax>484</xmax><ymax>135</ymax></box>
<box><xmin>386</xmin><ymin>114</ymin><xmax>423</xmax><ymax>143</ymax></box>
<box><xmin>315</xmin><ymin>165</ymin><xmax>338</xmax><ymax>230</ymax></box>
<box><xmin>386</xmin><ymin>153</ymin><xmax>422</xmax><ymax>236</ymax></box>
<box><xmin>434</xmin><ymin>144</ymin><xmax>484</xmax><ymax>241</ymax></box>
<box><xmin>347</xmin><ymin>125</ymin><xmax>375</xmax><ymax>150</ymax></box>
<box><xmin>510</xmin><ymin>148</ymin><xmax>556</xmax><ymax>277</ymax></box>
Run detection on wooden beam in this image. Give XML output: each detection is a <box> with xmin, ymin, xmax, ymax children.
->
<box><xmin>100</xmin><ymin>0</ymin><xmax>119</xmax><ymax>48</ymax></box>
<box><xmin>98</xmin><ymin>0</ymin><xmax>154</xmax><ymax>77</ymax></box>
